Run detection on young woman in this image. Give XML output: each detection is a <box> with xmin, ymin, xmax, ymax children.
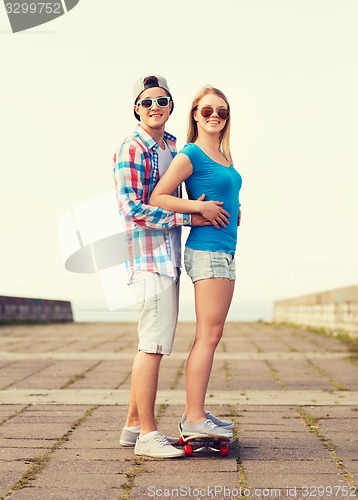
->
<box><xmin>150</xmin><ymin>86</ymin><xmax>242</xmax><ymax>438</ymax></box>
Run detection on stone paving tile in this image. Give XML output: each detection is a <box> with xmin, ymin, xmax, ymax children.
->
<box><xmin>319</xmin><ymin>418</ymin><xmax>358</xmax><ymax>432</ymax></box>
<box><xmin>0</xmin><ymin>423</ymin><xmax>73</xmax><ymax>440</ymax></box>
<box><xmin>345</xmin><ymin>460</ymin><xmax>358</xmax><ymax>477</ymax></box>
<box><xmin>307</xmin><ymin>406</ymin><xmax>358</xmax><ymax>419</ymax></box>
<box><xmin>38</xmin><ymin>458</ymin><xmax>130</xmax><ymax>474</ymax></box>
<box><xmin>0</xmin><ymin>361</ymin><xmax>54</xmax><ymax>388</ymax></box>
<box><xmin>0</xmin><ymin>438</ymin><xmax>58</xmax><ymax>449</ymax></box>
<box><xmin>68</xmin><ymin>361</ymin><xmax>132</xmax><ymax>390</ymax></box>
<box><xmin>221</xmin><ymin>338</ymin><xmax>259</xmax><ymax>352</ymax></box>
<box><xmin>20</xmin><ymin>404</ymin><xmax>93</xmax><ymax>412</ymax></box>
<box><xmin>312</xmin><ymin>359</ymin><xmax>358</xmax><ymax>389</ymax></box>
<box><xmin>6</xmin><ymin>342</ymin><xmax>37</xmax><ymax>353</ymax></box>
<box><xmin>240</xmin><ymin>446</ymin><xmax>330</xmax><ymax>462</ymax></box>
<box><xmin>291</xmin><ymin>331</ymin><xmax>349</xmax><ymax>352</ymax></box>
<box><xmin>0</xmin><ymin>447</ymin><xmax>50</xmax><ymax>461</ymax></box>
<box><xmin>27</xmin><ymin>471</ymin><xmax>127</xmax><ymax>489</ymax></box>
<box><xmin>0</xmin><ymin>360</ymin><xmax>15</xmax><ymax>369</ymax></box>
<box><xmin>227</xmin><ymin>360</ymin><xmax>282</xmax><ymax>390</ymax></box>
<box><xmin>244</xmin><ymin>460</ymin><xmax>343</xmax><ymax>488</ymax></box>
<box><xmin>134</xmin><ymin>470</ymin><xmax>239</xmax><ymax>489</ymax></box>
<box><xmin>0</xmin><ymin>404</ymin><xmax>28</xmax><ymax>420</ymax></box>
<box><xmin>10</xmin><ymin>361</ymin><xmax>101</xmax><ymax>389</ymax></box>
<box><xmin>268</xmin><ymin>360</ymin><xmax>334</xmax><ymax>389</ymax></box>
<box><xmin>61</xmin><ymin>436</ymin><xmax>119</xmax><ymax>450</ymax></box>
<box><xmin>141</xmin><ymin>455</ymin><xmax>237</xmax><ymax>473</ymax></box>
<box><xmin>48</xmin><ymin>448</ymin><xmax>130</xmax><ymax>461</ymax></box>
<box><xmin>11</xmin><ymin>413</ymin><xmax>88</xmax><ymax>425</ymax></box>
<box><xmin>0</xmin><ymin>463</ymin><xmax>32</xmax><ymax>497</ymax></box>
<box><xmin>10</xmin><ymin>486</ymin><xmax>122</xmax><ymax>499</ymax></box>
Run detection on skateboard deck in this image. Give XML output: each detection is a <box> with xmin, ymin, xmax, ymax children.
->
<box><xmin>179</xmin><ymin>433</ymin><xmax>230</xmax><ymax>457</ymax></box>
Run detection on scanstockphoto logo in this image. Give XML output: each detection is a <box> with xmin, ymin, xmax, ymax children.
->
<box><xmin>4</xmin><ymin>0</ymin><xmax>79</xmax><ymax>33</ymax></box>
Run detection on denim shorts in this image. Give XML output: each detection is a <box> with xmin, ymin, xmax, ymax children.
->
<box><xmin>132</xmin><ymin>270</ymin><xmax>180</xmax><ymax>356</ymax></box>
<box><xmin>184</xmin><ymin>248</ymin><xmax>236</xmax><ymax>283</ymax></box>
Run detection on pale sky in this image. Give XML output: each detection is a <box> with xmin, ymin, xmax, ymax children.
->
<box><xmin>1</xmin><ymin>0</ymin><xmax>357</xmax><ymax>321</ymax></box>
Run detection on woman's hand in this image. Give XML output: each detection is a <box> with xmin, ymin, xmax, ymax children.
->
<box><xmin>196</xmin><ymin>194</ymin><xmax>230</xmax><ymax>229</ymax></box>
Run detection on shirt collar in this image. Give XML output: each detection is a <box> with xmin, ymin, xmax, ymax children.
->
<box><xmin>136</xmin><ymin>124</ymin><xmax>176</xmax><ymax>151</ymax></box>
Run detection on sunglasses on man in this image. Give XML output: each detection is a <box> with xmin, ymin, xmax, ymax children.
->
<box><xmin>136</xmin><ymin>96</ymin><xmax>171</xmax><ymax>109</ymax></box>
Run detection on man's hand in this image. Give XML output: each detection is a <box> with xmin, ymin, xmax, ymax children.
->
<box><xmin>238</xmin><ymin>209</ymin><xmax>242</xmax><ymax>226</ymax></box>
<box><xmin>195</xmin><ymin>194</ymin><xmax>230</xmax><ymax>229</ymax></box>
<box><xmin>191</xmin><ymin>213</ymin><xmax>212</xmax><ymax>226</ymax></box>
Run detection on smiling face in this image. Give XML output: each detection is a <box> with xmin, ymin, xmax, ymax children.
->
<box><xmin>194</xmin><ymin>93</ymin><xmax>229</xmax><ymax>137</ymax></box>
<box><xmin>134</xmin><ymin>87</ymin><xmax>172</xmax><ymax>135</ymax></box>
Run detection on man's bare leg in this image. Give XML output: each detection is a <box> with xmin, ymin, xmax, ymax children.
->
<box><xmin>125</xmin><ymin>351</ymin><xmax>163</xmax><ymax>434</ymax></box>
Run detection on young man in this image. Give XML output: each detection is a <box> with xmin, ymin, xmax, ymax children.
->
<box><xmin>113</xmin><ymin>75</ymin><xmax>225</xmax><ymax>458</ymax></box>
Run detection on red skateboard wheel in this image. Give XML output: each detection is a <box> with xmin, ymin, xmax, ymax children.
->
<box><xmin>184</xmin><ymin>444</ymin><xmax>193</xmax><ymax>457</ymax></box>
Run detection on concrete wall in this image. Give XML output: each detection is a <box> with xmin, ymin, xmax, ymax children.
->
<box><xmin>0</xmin><ymin>296</ymin><xmax>73</xmax><ymax>323</ymax></box>
<box><xmin>273</xmin><ymin>285</ymin><xmax>358</xmax><ymax>336</ymax></box>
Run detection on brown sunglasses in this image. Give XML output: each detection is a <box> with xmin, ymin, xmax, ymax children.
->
<box><xmin>199</xmin><ymin>105</ymin><xmax>230</xmax><ymax>120</ymax></box>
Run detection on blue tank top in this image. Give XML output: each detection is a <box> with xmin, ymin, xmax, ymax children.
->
<box><xmin>180</xmin><ymin>143</ymin><xmax>242</xmax><ymax>254</ymax></box>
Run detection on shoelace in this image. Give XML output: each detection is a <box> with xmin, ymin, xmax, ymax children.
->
<box><xmin>206</xmin><ymin>411</ymin><xmax>232</xmax><ymax>423</ymax></box>
<box><xmin>154</xmin><ymin>434</ymin><xmax>171</xmax><ymax>447</ymax></box>
<box><xmin>204</xmin><ymin>419</ymin><xmax>218</xmax><ymax>429</ymax></box>
<box><xmin>206</xmin><ymin>411</ymin><xmax>217</xmax><ymax>421</ymax></box>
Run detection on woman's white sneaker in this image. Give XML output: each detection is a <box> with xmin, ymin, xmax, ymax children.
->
<box><xmin>181</xmin><ymin>419</ymin><xmax>232</xmax><ymax>438</ymax></box>
<box><xmin>205</xmin><ymin>411</ymin><xmax>234</xmax><ymax>429</ymax></box>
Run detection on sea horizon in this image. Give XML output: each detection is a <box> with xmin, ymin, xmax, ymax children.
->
<box><xmin>72</xmin><ymin>299</ymin><xmax>274</xmax><ymax>323</ymax></box>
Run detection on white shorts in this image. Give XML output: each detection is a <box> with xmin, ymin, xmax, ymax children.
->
<box><xmin>132</xmin><ymin>270</ymin><xmax>180</xmax><ymax>356</ymax></box>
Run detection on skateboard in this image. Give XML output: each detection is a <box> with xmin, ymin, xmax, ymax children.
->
<box><xmin>179</xmin><ymin>433</ymin><xmax>230</xmax><ymax>457</ymax></box>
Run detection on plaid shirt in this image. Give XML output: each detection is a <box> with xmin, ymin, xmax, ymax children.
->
<box><xmin>113</xmin><ymin>125</ymin><xmax>191</xmax><ymax>282</ymax></box>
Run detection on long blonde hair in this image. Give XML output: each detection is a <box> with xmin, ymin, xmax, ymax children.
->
<box><xmin>187</xmin><ymin>86</ymin><xmax>233</xmax><ymax>164</ymax></box>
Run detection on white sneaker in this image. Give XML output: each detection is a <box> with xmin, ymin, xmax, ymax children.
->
<box><xmin>181</xmin><ymin>419</ymin><xmax>232</xmax><ymax>438</ymax></box>
<box><xmin>120</xmin><ymin>427</ymin><xmax>179</xmax><ymax>447</ymax></box>
<box><xmin>179</xmin><ymin>412</ymin><xmax>234</xmax><ymax>431</ymax></box>
<box><xmin>205</xmin><ymin>411</ymin><xmax>234</xmax><ymax>429</ymax></box>
<box><xmin>134</xmin><ymin>432</ymin><xmax>185</xmax><ymax>458</ymax></box>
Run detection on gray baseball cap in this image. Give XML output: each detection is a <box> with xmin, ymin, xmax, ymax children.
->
<box><xmin>133</xmin><ymin>74</ymin><xmax>174</xmax><ymax>121</ymax></box>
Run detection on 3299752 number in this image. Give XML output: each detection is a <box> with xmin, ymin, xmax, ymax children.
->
<box><xmin>302</xmin><ymin>485</ymin><xmax>357</xmax><ymax>497</ymax></box>
<box><xmin>5</xmin><ymin>3</ymin><xmax>62</xmax><ymax>14</ymax></box>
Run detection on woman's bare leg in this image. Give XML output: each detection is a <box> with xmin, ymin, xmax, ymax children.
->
<box><xmin>185</xmin><ymin>278</ymin><xmax>235</xmax><ymax>423</ymax></box>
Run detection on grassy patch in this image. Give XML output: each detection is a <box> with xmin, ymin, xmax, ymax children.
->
<box><xmin>297</xmin><ymin>407</ymin><xmax>357</xmax><ymax>489</ymax></box>
<box><xmin>170</xmin><ymin>360</ymin><xmax>185</xmax><ymax>390</ymax></box>
<box><xmin>10</xmin><ymin>405</ymin><xmax>98</xmax><ymax>493</ymax></box>
<box><xmin>155</xmin><ymin>403</ymin><xmax>168</xmax><ymax>424</ymax></box>
<box><xmin>229</xmin><ymin>405</ymin><xmax>250</xmax><ymax>499</ymax></box>
<box><xmin>265</xmin><ymin>360</ymin><xmax>286</xmax><ymax>388</ymax></box>
<box><xmin>108</xmin><ymin>391</ymin><xmax>170</xmax><ymax>500</ymax></box>
<box><xmin>306</xmin><ymin>359</ymin><xmax>349</xmax><ymax>391</ymax></box>
<box><xmin>279</xmin><ymin>322</ymin><xmax>358</xmax><ymax>352</ymax></box>
<box><xmin>60</xmin><ymin>362</ymin><xmax>101</xmax><ymax>389</ymax></box>
<box><xmin>0</xmin><ymin>404</ymin><xmax>31</xmax><ymax>427</ymax></box>
<box><xmin>309</xmin><ymin>327</ymin><xmax>358</xmax><ymax>353</ymax></box>
<box><xmin>117</xmin><ymin>458</ymin><xmax>146</xmax><ymax>500</ymax></box>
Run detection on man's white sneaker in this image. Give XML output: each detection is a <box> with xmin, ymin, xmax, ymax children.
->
<box><xmin>134</xmin><ymin>432</ymin><xmax>184</xmax><ymax>458</ymax></box>
<box><xmin>120</xmin><ymin>427</ymin><xmax>179</xmax><ymax>447</ymax></box>
<box><xmin>181</xmin><ymin>419</ymin><xmax>233</xmax><ymax>438</ymax></box>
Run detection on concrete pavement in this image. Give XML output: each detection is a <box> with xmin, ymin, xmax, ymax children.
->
<box><xmin>0</xmin><ymin>321</ymin><xmax>357</xmax><ymax>499</ymax></box>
